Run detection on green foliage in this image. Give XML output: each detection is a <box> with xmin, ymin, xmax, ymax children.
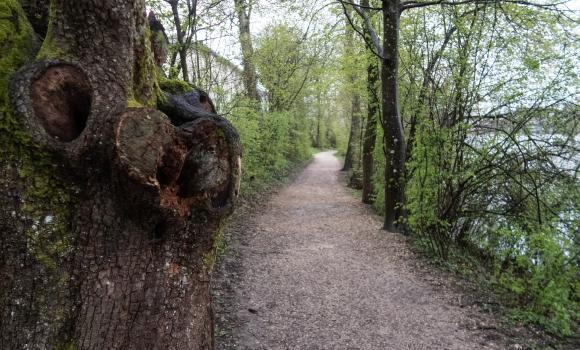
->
<box><xmin>225</xmin><ymin>98</ymin><xmax>313</xmax><ymax>193</ymax></box>
<box><xmin>489</xmin><ymin>224</ymin><xmax>578</xmax><ymax>335</ymax></box>
<box><xmin>362</xmin><ymin>4</ymin><xmax>580</xmax><ymax>336</ymax></box>
<box><xmin>254</xmin><ymin>24</ymin><xmax>317</xmax><ymax>112</ymax></box>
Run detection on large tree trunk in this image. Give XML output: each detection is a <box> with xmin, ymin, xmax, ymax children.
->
<box><xmin>0</xmin><ymin>1</ymin><xmax>240</xmax><ymax>349</ymax></box>
<box><xmin>234</xmin><ymin>0</ymin><xmax>260</xmax><ymax>102</ymax></box>
<box><xmin>381</xmin><ymin>0</ymin><xmax>406</xmax><ymax>232</ymax></box>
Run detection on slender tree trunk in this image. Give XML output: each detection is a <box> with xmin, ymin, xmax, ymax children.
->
<box><xmin>234</xmin><ymin>0</ymin><xmax>260</xmax><ymax>101</ymax></box>
<box><xmin>342</xmin><ymin>19</ymin><xmax>362</xmax><ymax>173</ymax></box>
<box><xmin>316</xmin><ymin>115</ymin><xmax>321</xmax><ymax>148</ymax></box>
<box><xmin>343</xmin><ymin>93</ymin><xmax>362</xmax><ymax>172</ymax></box>
<box><xmin>362</xmin><ymin>44</ymin><xmax>380</xmax><ymax>204</ymax></box>
<box><xmin>170</xmin><ymin>0</ymin><xmax>190</xmax><ymax>82</ymax></box>
<box><xmin>406</xmin><ymin>26</ymin><xmax>456</xmax><ymax>163</ymax></box>
<box><xmin>343</xmin><ymin>132</ymin><xmax>354</xmax><ymax>170</ymax></box>
<box><xmin>1</xmin><ymin>1</ymin><xmax>240</xmax><ymax>349</ymax></box>
<box><xmin>381</xmin><ymin>0</ymin><xmax>406</xmax><ymax>232</ymax></box>
<box><xmin>315</xmin><ymin>87</ymin><xmax>322</xmax><ymax>148</ymax></box>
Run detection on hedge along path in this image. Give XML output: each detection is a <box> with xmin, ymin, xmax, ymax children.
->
<box><xmin>213</xmin><ymin>151</ymin><xmax>508</xmax><ymax>350</ymax></box>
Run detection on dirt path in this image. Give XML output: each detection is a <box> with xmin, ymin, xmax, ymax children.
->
<box><xmin>212</xmin><ymin>151</ymin><xmax>509</xmax><ymax>350</ymax></box>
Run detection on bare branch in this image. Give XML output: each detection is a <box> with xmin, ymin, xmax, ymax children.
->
<box><xmin>338</xmin><ymin>0</ymin><xmax>384</xmax><ymax>59</ymax></box>
<box><xmin>355</xmin><ymin>0</ymin><xmax>384</xmax><ymax>57</ymax></box>
<box><xmin>337</xmin><ymin>0</ymin><xmax>383</xmax><ymax>10</ymax></box>
<box><xmin>400</xmin><ymin>0</ymin><xmax>567</xmax><ymax>12</ymax></box>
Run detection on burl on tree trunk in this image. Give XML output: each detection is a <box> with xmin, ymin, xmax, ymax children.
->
<box><xmin>1</xmin><ymin>1</ymin><xmax>240</xmax><ymax>349</ymax></box>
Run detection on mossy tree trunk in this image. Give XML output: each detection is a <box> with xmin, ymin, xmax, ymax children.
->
<box><xmin>0</xmin><ymin>1</ymin><xmax>240</xmax><ymax>349</ymax></box>
<box><xmin>361</xmin><ymin>40</ymin><xmax>379</xmax><ymax>204</ymax></box>
<box><xmin>342</xmin><ymin>93</ymin><xmax>362</xmax><ymax>173</ymax></box>
<box><xmin>342</xmin><ymin>19</ymin><xmax>362</xmax><ymax>174</ymax></box>
<box><xmin>234</xmin><ymin>0</ymin><xmax>260</xmax><ymax>102</ymax></box>
<box><xmin>381</xmin><ymin>0</ymin><xmax>406</xmax><ymax>232</ymax></box>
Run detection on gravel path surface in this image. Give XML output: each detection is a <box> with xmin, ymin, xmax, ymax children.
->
<box><xmin>213</xmin><ymin>151</ymin><xmax>508</xmax><ymax>350</ymax></box>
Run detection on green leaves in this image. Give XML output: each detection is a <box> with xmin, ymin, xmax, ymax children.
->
<box><xmin>394</xmin><ymin>3</ymin><xmax>579</xmax><ymax>336</ymax></box>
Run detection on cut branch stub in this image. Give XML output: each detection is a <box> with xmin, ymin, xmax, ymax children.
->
<box><xmin>114</xmin><ymin>108</ymin><xmax>240</xmax><ymax>219</ymax></box>
<box><xmin>178</xmin><ymin>115</ymin><xmax>241</xmax><ymax>216</ymax></box>
<box><xmin>159</xmin><ymin>90</ymin><xmax>217</xmax><ymax>126</ymax></box>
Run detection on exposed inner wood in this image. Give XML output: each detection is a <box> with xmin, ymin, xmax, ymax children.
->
<box><xmin>30</xmin><ymin>64</ymin><xmax>91</xmax><ymax>142</ymax></box>
<box><xmin>115</xmin><ymin>108</ymin><xmax>235</xmax><ymax>218</ymax></box>
<box><xmin>178</xmin><ymin>119</ymin><xmax>232</xmax><ymax>208</ymax></box>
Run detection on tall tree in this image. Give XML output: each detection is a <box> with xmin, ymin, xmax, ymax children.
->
<box><xmin>234</xmin><ymin>0</ymin><xmax>260</xmax><ymax>101</ymax></box>
<box><xmin>254</xmin><ymin>24</ymin><xmax>315</xmax><ymax>111</ymax></box>
<box><xmin>360</xmin><ymin>0</ymin><xmax>380</xmax><ymax>203</ymax></box>
<box><xmin>380</xmin><ymin>0</ymin><xmax>406</xmax><ymax>231</ymax></box>
<box><xmin>342</xmin><ymin>92</ymin><xmax>363</xmax><ymax>172</ymax></box>
<box><xmin>164</xmin><ymin>0</ymin><xmax>192</xmax><ymax>82</ymax></box>
<box><xmin>0</xmin><ymin>1</ymin><xmax>240</xmax><ymax>348</ymax></box>
<box><xmin>361</xmin><ymin>40</ymin><xmax>380</xmax><ymax>202</ymax></box>
<box><xmin>341</xmin><ymin>20</ymin><xmax>363</xmax><ymax>172</ymax></box>
<box><xmin>340</xmin><ymin>0</ymin><xmax>561</xmax><ymax>232</ymax></box>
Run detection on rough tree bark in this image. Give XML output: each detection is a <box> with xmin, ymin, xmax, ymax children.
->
<box><xmin>342</xmin><ymin>22</ymin><xmax>362</xmax><ymax>173</ymax></box>
<box><xmin>0</xmin><ymin>1</ymin><xmax>240</xmax><ymax>349</ymax></box>
<box><xmin>342</xmin><ymin>0</ymin><xmax>405</xmax><ymax>230</ymax></box>
<box><xmin>234</xmin><ymin>0</ymin><xmax>260</xmax><ymax>102</ymax></box>
<box><xmin>342</xmin><ymin>94</ymin><xmax>362</xmax><ymax>172</ymax></box>
<box><xmin>381</xmin><ymin>0</ymin><xmax>406</xmax><ymax>232</ymax></box>
<box><xmin>361</xmin><ymin>40</ymin><xmax>380</xmax><ymax>204</ymax></box>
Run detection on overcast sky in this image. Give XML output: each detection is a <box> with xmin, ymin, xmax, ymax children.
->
<box><xmin>203</xmin><ymin>0</ymin><xmax>579</xmax><ymax>69</ymax></box>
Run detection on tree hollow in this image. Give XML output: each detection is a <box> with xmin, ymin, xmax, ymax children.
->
<box><xmin>30</xmin><ymin>64</ymin><xmax>91</xmax><ymax>142</ymax></box>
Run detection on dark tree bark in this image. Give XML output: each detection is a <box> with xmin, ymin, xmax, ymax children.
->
<box><xmin>381</xmin><ymin>0</ymin><xmax>406</xmax><ymax>232</ymax></box>
<box><xmin>19</xmin><ymin>0</ymin><xmax>49</xmax><ymax>38</ymax></box>
<box><xmin>342</xmin><ymin>21</ymin><xmax>362</xmax><ymax>173</ymax></box>
<box><xmin>0</xmin><ymin>1</ymin><xmax>240</xmax><ymax>349</ymax></box>
<box><xmin>342</xmin><ymin>93</ymin><xmax>362</xmax><ymax>172</ymax></box>
<box><xmin>149</xmin><ymin>11</ymin><xmax>169</xmax><ymax>69</ymax></box>
<box><xmin>316</xmin><ymin>116</ymin><xmax>321</xmax><ymax>148</ymax></box>
<box><xmin>341</xmin><ymin>0</ymin><xmax>405</xmax><ymax>229</ymax></box>
<box><xmin>234</xmin><ymin>0</ymin><xmax>260</xmax><ymax>102</ymax></box>
<box><xmin>362</xmin><ymin>42</ymin><xmax>380</xmax><ymax>204</ymax></box>
<box><xmin>344</xmin><ymin>0</ymin><xmax>555</xmax><ymax>233</ymax></box>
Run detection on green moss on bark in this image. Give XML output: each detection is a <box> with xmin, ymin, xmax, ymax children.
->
<box><xmin>159</xmin><ymin>77</ymin><xmax>194</xmax><ymax>94</ymax></box>
<box><xmin>35</xmin><ymin>1</ymin><xmax>69</xmax><ymax>60</ymax></box>
<box><xmin>1</xmin><ymin>0</ymin><xmax>72</xmax><ymax>278</ymax></box>
<box><xmin>0</xmin><ymin>0</ymin><xmax>38</xmax><ymax>150</ymax></box>
<box><xmin>132</xmin><ymin>25</ymin><xmax>161</xmax><ymax>107</ymax></box>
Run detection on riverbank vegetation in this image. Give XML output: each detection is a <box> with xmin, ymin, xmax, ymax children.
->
<box><xmin>147</xmin><ymin>0</ymin><xmax>578</xmax><ymax>337</ymax></box>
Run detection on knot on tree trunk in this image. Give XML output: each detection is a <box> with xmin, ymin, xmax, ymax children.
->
<box><xmin>10</xmin><ymin>60</ymin><xmax>96</xmax><ymax>153</ymax></box>
<box><xmin>10</xmin><ymin>59</ymin><xmax>241</xmax><ymax>222</ymax></box>
<box><xmin>114</xmin><ymin>107</ymin><xmax>241</xmax><ymax>220</ymax></box>
<box><xmin>5</xmin><ymin>2</ymin><xmax>241</xmax><ymax>348</ymax></box>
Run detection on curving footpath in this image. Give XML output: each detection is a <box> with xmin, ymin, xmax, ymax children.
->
<box><xmin>213</xmin><ymin>151</ymin><xmax>508</xmax><ymax>350</ymax></box>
